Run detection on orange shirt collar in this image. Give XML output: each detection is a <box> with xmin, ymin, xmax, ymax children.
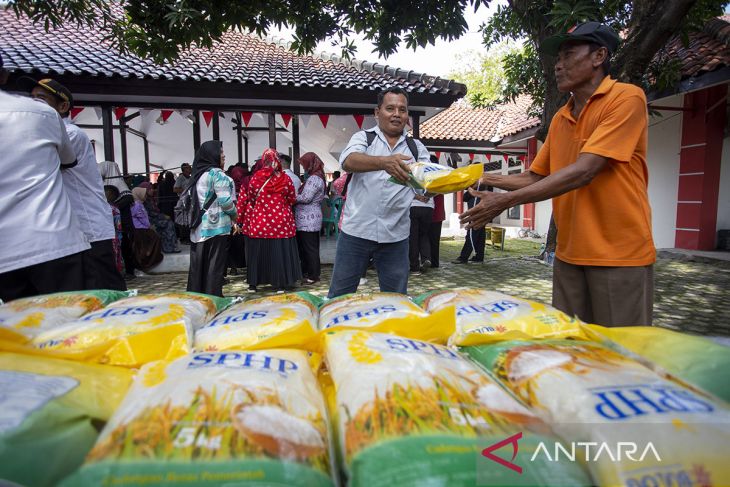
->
<box><xmin>559</xmin><ymin>76</ymin><xmax>617</xmax><ymax>121</ymax></box>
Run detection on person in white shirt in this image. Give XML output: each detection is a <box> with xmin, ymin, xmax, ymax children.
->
<box><xmin>279</xmin><ymin>153</ymin><xmax>301</xmax><ymax>193</ymax></box>
<box><xmin>21</xmin><ymin>77</ymin><xmax>127</xmax><ymax>291</ymax></box>
<box><xmin>0</xmin><ymin>55</ymin><xmax>90</xmax><ymax>301</ymax></box>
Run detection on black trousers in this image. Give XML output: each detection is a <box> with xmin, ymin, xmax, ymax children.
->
<box><xmin>0</xmin><ymin>251</ymin><xmax>86</xmax><ymax>302</ymax></box>
<box><xmin>428</xmin><ymin>221</ymin><xmax>443</xmax><ymax>267</ymax></box>
<box><xmin>228</xmin><ymin>234</ymin><xmax>246</xmax><ymax>269</ymax></box>
<box><xmin>297</xmin><ymin>231</ymin><xmax>321</xmax><ymax>280</ymax></box>
<box><xmin>82</xmin><ymin>239</ymin><xmax>127</xmax><ymax>291</ymax></box>
<box><xmin>409</xmin><ymin>207</ymin><xmax>434</xmax><ymax>270</ymax></box>
<box><xmin>459</xmin><ymin>227</ymin><xmax>486</xmax><ymax>261</ymax></box>
<box><xmin>187</xmin><ymin>235</ymin><xmax>230</xmax><ymax>297</ymax></box>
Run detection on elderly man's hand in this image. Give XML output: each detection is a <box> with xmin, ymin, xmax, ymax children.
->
<box><xmin>459</xmin><ymin>188</ymin><xmax>511</xmax><ymax>229</ymax></box>
<box><xmin>381</xmin><ymin>154</ymin><xmax>412</xmax><ymax>184</ymax></box>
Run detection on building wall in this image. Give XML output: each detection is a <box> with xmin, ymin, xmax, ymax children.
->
<box><xmin>646</xmin><ymin>95</ymin><xmax>683</xmax><ymax>249</ymax></box>
<box><xmin>718</xmin><ymin>135</ymin><xmax>730</xmax><ymax>232</ymax></box>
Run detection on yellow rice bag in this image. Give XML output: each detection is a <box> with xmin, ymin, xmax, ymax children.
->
<box><xmin>323</xmin><ymin>330</ymin><xmax>591</xmax><ymax>486</ymax></box>
<box><xmin>0</xmin><ymin>290</ymin><xmax>130</xmax><ymax>345</ymax></box>
<box><xmin>29</xmin><ymin>292</ymin><xmax>227</xmax><ymax>367</ymax></box>
<box><xmin>195</xmin><ymin>292</ymin><xmax>320</xmax><ymax>352</ymax></box>
<box><xmin>63</xmin><ymin>349</ymin><xmax>335</xmax><ymax>486</ymax></box>
<box><xmin>0</xmin><ymin>352</ymin><xmax>133</xmax><ymax>487</ymax></box>
<box><xmin>463</xmin><ymin>340</ymin><xmax>730</xmax><ymax>487</ymax></box>
<box><xmin>392</xmin><ymin>162</ymin><xmax>484</xmax><ymax>194</ymax></box>
<box><xmin>319</xmin><ymin>292</ymin><xmax>455</xmax><ymax>344</ymax></box>
<box><xmin>419</xmin><ymin>288</ymin><xmax>583</xmax><ymax>345</ymax></box>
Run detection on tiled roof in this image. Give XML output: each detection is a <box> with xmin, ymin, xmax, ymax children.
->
<box><xmin>653</xmin><ymin>16</ymin><xmax>730</xmax><ymax>80</ymax></box>
<box><xmin>420</xmin><ymin>95</ymin><xmax>539</xmax><ymax>142</ymax></box>
<box><xmin>0</xmin><ymin>8</ymin><xmax>466</xmax><ymax>97</ymax></box>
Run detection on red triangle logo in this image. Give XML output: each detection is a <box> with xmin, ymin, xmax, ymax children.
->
<box><xmin>481</xmin><ymin>432</ymin><xmax>523</xmax><ymax>474</ymax></box>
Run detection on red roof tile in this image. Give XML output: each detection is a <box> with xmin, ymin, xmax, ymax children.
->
<box><xmin>0</xmin><ymin>8</ymin><xmax>465</xmax><ymax>97</ymax></box>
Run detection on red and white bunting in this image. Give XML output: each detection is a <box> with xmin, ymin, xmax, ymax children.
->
<box><xmin>280</xmin><ymin>113</ymin><xmax>292</xmax><ymax>128</ymax></box>
<box><xmin>70</xmin><ymin>107</ymin><xmax>85</xmax><ymax>119</ymax></box>
<box><xmin>299</xmin><ymin>114</ymin><xmax>313</xmax><ymax>128</ymax></box>
<box><xmin>503</xmin><ymin>154</ymin><xmax>509</xmax><ymax>162</ymax></box>
<box><xmin>318</xmin><ymin>114</ymin><xmax>330</xmax><ymax>129</ymax></box>
<box><xmin>92</xmin><ymin>107</ymin><xmax>102</xmax><ymax>120</ymax></box>
<box><xmin>468</xmin><ymin>153</ymin><xmax>475</xmax><ymax>161</ymax></box>
<box><xmin>353</xmin><ymin>114</ymin><xmax>365</xmax><ymax>129</ymax></box>
<box><xmin>518</xmin><ymin>154</ymin><xmax>526</xmax><ymax>162</ymax></box>
<box><xmin>485</xmin><ymin>154</ymin><xmax>491</xmax><ymax>162</ymax></box>
<box><xmin>114</xmin><ymin>107</ymin><xmax>127</xmax><ymax>120</ymax></box>
<box><xmin>202</xmin><ymin>111</ymin><xmax>215</xmax><ymax>127</ymax></box>
<box><xmin>435</xmin><ymin>151</ymin><xmax>441</xmax><ymax>160</ymax></box>
<box><xmin>241</xmin><ymin>112</ymin><xmax>254</xmax><ymax>127</ymax></box>
<box><xmin>160</xmin><ymin>109</ymin><xmax>174</xmax><ymax>122</ymax></box>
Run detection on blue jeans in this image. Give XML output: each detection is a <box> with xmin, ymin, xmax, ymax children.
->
<box><xmin>328</xmin><ymin>232</ymin><xmax>409</xmax><ymax>298</ymax></box>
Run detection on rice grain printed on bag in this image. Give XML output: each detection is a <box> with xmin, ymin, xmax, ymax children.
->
<box><xmin>0</xmin><ymin>352</ymin><xmax>133</xmax><ymax>487</ymax></box>
<box><xmin>29</xmin><ymin>292</ymin><xmax>229</xmax><ymax>367</ymax></box>
<box><xmin>462</xmin><ymin>340</ymin><xmax>730</xmax><ymax>487</ymax></box>
<box><xmin>390</xmin><ymin>161</ymin><xmax>484</xmax><ymax>194</ymax></box>
<box><xmin>318</xmin><ymin>292</ymin><xmax>455</xmax><ymax>344</ymax></box>
<box><xmin>63</xmin><ymin>349</ymin><xmax>335</xmax><ymax>487</ymax></box>
<box><xmin>0</xmin><ymin>290</ymin><xmax>130</xmax><ymax>345</ymax></box>
<box><xmin>418</xmin><ymin>288</ymin><xmax>583</xmax><ymax>346</ymax></box>
<box><xmin>323</xmin><ymin>329</ymin><xmax>591</xmax><ymax>487</ymax></box>
<box><xmin>195</xmin><ymin>293</ymin><xmax>320</xmax><ymax>352</ymax></box>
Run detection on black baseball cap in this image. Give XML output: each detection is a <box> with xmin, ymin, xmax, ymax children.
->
<box><xmin>18</xmin><ymin>76</ymin><xmax>74</xmax><ymax>107</ymax></box>
<box><xmin>541</xmin><ymin>22</ymin><xmax>620</xmax><ymax>57</ymax></box>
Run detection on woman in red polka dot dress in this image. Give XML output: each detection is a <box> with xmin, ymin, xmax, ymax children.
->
<box><xmin>238</xmin><ymin>148</ymin><xmax>301</xmax><ymax>291</ymax></box>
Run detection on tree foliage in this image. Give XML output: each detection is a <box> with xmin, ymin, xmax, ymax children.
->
<box><xmin>448</xmin><ymin>41</ymin><xmax>522</xmax><ymax>108</ymax></box>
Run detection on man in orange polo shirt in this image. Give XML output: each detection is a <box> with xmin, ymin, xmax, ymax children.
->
<box><xmin>460</xmin><ymin>22</ymin><xmax>655</xmax><ymax>326</ymax></box>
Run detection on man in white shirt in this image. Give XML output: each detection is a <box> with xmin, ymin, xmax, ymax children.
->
<box><xmin>0</xmin><ymin>55</ymin><xmax>90</xmax><ymax>301</ymax></box>
<box><xmin>328</xmin><ymin>87</ymin><xmax>430</xmax><ymax>297</ymax></box>
<box><xmin>279</xmin><ymin>153</ymin><xmax>301</xmax><ymax>193</ymax></box>
<box><xmin>173</xmin><ymin>163</ymin><xmax>192</xmax><ymax>194</ymax></box>
<box><xmin>21</xmin><ymin>77</ymin><xmax>127</xmax><ymax>290</ymax></box>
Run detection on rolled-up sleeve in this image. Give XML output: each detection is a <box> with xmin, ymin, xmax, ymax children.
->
<box><xmin>339</xmin><ymin>131</ymin><xmax>369</xmax><ymax>169</ymax></box>
<box><xmin>214</xmin><ymin>173</ymin><xmax>237</xmax><ymax>217</ymax></box>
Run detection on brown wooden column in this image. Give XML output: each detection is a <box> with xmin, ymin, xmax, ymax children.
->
<box><xmin>292</xmin><ymin>115</ymin><xmax>301</xmax><ymax>174</ymax></box>
<box><xmin>412</xmin><ymin>114</ymin><xmax>420</xmax><ymax>139</ymax></box>
<box><xmin>268</xmin><ymin>113</ymin><xmax>277</xmax><ymax>149</ymax></box>
<box><xmin>235</xmin><ymin>112</ymin><xmax>243</xmax><ymax>164</ymax></box>
<box><xmin>212</xmin><ymin>111</ymin><xmax>220</xmax><ymax>140</ymax></box>
<box><xmin>192</xmin><ymin>110</ymin><xmax>201</xmax><ymax>152</ymax></box>
<box><xmin>119</xmin><ymin>118</ymin><xmax>128</xmax><ymax>175</ymax></box>
<box><xmin>102</xmin><ymin>107</ymin><xmax>114</xmax><ymax>161</ymax></box>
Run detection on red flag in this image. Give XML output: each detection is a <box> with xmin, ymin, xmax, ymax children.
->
<box><xmin>318</xmin><ymin>114</ymin><xmax>330</xmax><ymax>128</ymax></box>
<box><xmin>202</xmin><ymin>111</ymin><xmax>215</xmax><ymax>127</ymax></box>
<box><xmin>114</xmin><ymin>107</ymin><xmax>127</xmax><ymax>120</ymax></box>
<box><xmin>503</xmin><ymin>154</ymin><xmax>509</xmax><ymax>162</ymax></box>
<box><xmin>468</xmin><ymin>153</ymin><xmax>475</xmax><ymax>161</ymax></box>
<box><xmin>241</xmin><ymin>112</ymin><xmax>253</xmax><ymax>127</ymax></box>
<box><xmin>485</xmin><ymin>154</ymin><xmax>492</xmax><ymax>162</ymax></box>
<box><xmin>435</xmin><ymin>152</ymin><xmax>441</xmax><ymax>159</ymax></box>
<box><xmin>518</xmin><ymin>154</ymin><xmax>526</xmax><ymax>162</ymax></box>
<box><xmin>353</xmin><ymin>114</ymin><xmax>365</xmax><ymax>128</ymax></box>
<box><xmin>281</xmin><ymin>114</ymin><xmax>292</xmax><ymax>128</ymax></box>
<box><xmin>160</xmin><ymin>109</ymin><xmax>173</xmax><ymax>122</ymax></box>
<box><xmin>70</xmin><ymin>107</ymin><xmax>85</xmax><ymax>119</ymax></box>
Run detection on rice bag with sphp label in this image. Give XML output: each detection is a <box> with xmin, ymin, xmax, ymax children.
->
<box><xmin>462</xmin><ymin>340</ymin><xmax>730</xmax><ymax>487</ymax></box>
<box><xmin>318</xmin><ymin>292</ymin><xmax>455</xmax><ymax>344</ymax></box>
<box><xmin>323</xmin><ymin>329</ymin><xmax>591</xmax><ymax>487</ymax></box>
<box><xmin>0</xmin><ymin>290</ymin><xmax>131</xmax><ymax>345</ymax></box>
<box><xmin>389</xmin><ymin>162</ymin><xmax>484</xmax><ymax>194</ymax></box>
<box><xmin>30</xmin><ymin>292</ymin><xmax>230</xmax><ymax>367</ymax></box>
<box><xmin>0</xmin><ymin>352</ymin><xmax>133</xmax><ymax>487</ymax></box>
<box><xmin>195</xmin><ymin>292</ymin><xmax>320</xmax><ymax>352</ymax></box>
<box><xmin>62</xmin><ymin>349</ymin><xmax>336</xmax><ymax>487</ymax></box>
<box><xmin>417</xmin><ymin>288</ymin><xmax>583</xmax><ymax>346</ymax></box>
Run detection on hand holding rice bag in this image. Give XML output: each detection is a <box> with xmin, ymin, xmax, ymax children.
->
<box><xmin>583</xmin><ymin>324</ymin><xmax>730</xmax><ymax>403</ymax></box>
<box><xmin>0</xmin><ymin>290</ymin><xmax>130</xmax><ymax>345</ymax></box>
<box><xmin>418</xmin><ymin>288</ymin><xmax>584</xmax><ymax>346</ymax></box>
<box><xmin>29</xmin><ymin>292</ymin><xmax>230</xmax><ymax>367</ymax></box>
<box><xmin>195</xmin><ymin>292</ymin><xmax>320</xmax><ymax>352</ymax></box>
<box><xmin>462</xmin><ymin>340</ymin><xmax>730</xmax><ymax>487</ymax></box>
<box><xmin>319</xmin><ymin>292</ymin><xmax>455</xmax><ymax>344</ymax></box>
<box><xmin>390</xmin><ymin>161</ymin><xmax>485</xmax><ymax>194</ymax></box>
<box><xmin>63</xmin><ymin>349</ymin><xmax>335</xmax><ymax>487</ymax></box>
<box><xmin>323</xmin><ymin>330</ymin><xmax>591</xmax><ymax>487</ymax></box>
<box><xmin>0</xmin><ymin>352</ymin><xmax>133</xmax><ymax>487</ymax></box>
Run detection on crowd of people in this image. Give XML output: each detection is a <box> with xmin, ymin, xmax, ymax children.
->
<box><xmin>0</xmin><ymin>21</ymin><xmax>658</xmax><ymax>328</ymax></box>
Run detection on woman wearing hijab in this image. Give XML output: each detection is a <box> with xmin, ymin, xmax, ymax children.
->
<box><xmin>239</xmin><ymin>149</ymin><xmax>300</xmax><ymax>292</ymax></box>
<box><xmin>157</xmin><ymin>171</ymin><xmax>177</xmax><ymax>220</ymax></box>
<box><xmin>295</xmin><ymin>152</ymin><xmax>326</xmax><ymax>284</ymax></box>
<box><xmin>130</xmin><ymin>187</ymin><xmax>163</xmax><ymax>271</ymax></box>
<box><xmin>138</xmin><ymin>181</ymin><xmax>180</xmax><ymax>253</ymax></box>
<box><xmin>186</xmin><ymin>140</ymin><xmax>237</xmax><ymax>297</ymax></box>
<box><xmin>99</xmin><ymin>160</ymin><xmax>137</xmax><ymax>278</ymax></box>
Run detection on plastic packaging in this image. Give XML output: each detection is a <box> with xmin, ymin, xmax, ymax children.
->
<box><xmin>390</xmin><ymin>162</ymin><xmax>485</xmax><ymax>194</ymax></box>
<box><xmin>63</xmin><ymin>349</ymin><xmax>335</xmax><ymax>486</ymax></box>
<box><xmin>417</xmin><ymin>288</ymin><xmax>583</xmax><ymax>346</ymax></box>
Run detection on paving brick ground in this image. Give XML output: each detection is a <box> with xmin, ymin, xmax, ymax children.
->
<box><xmin>130</xmin><ymin>238</ymin><xmax>730</xmax><ymax>337</ymax></box>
